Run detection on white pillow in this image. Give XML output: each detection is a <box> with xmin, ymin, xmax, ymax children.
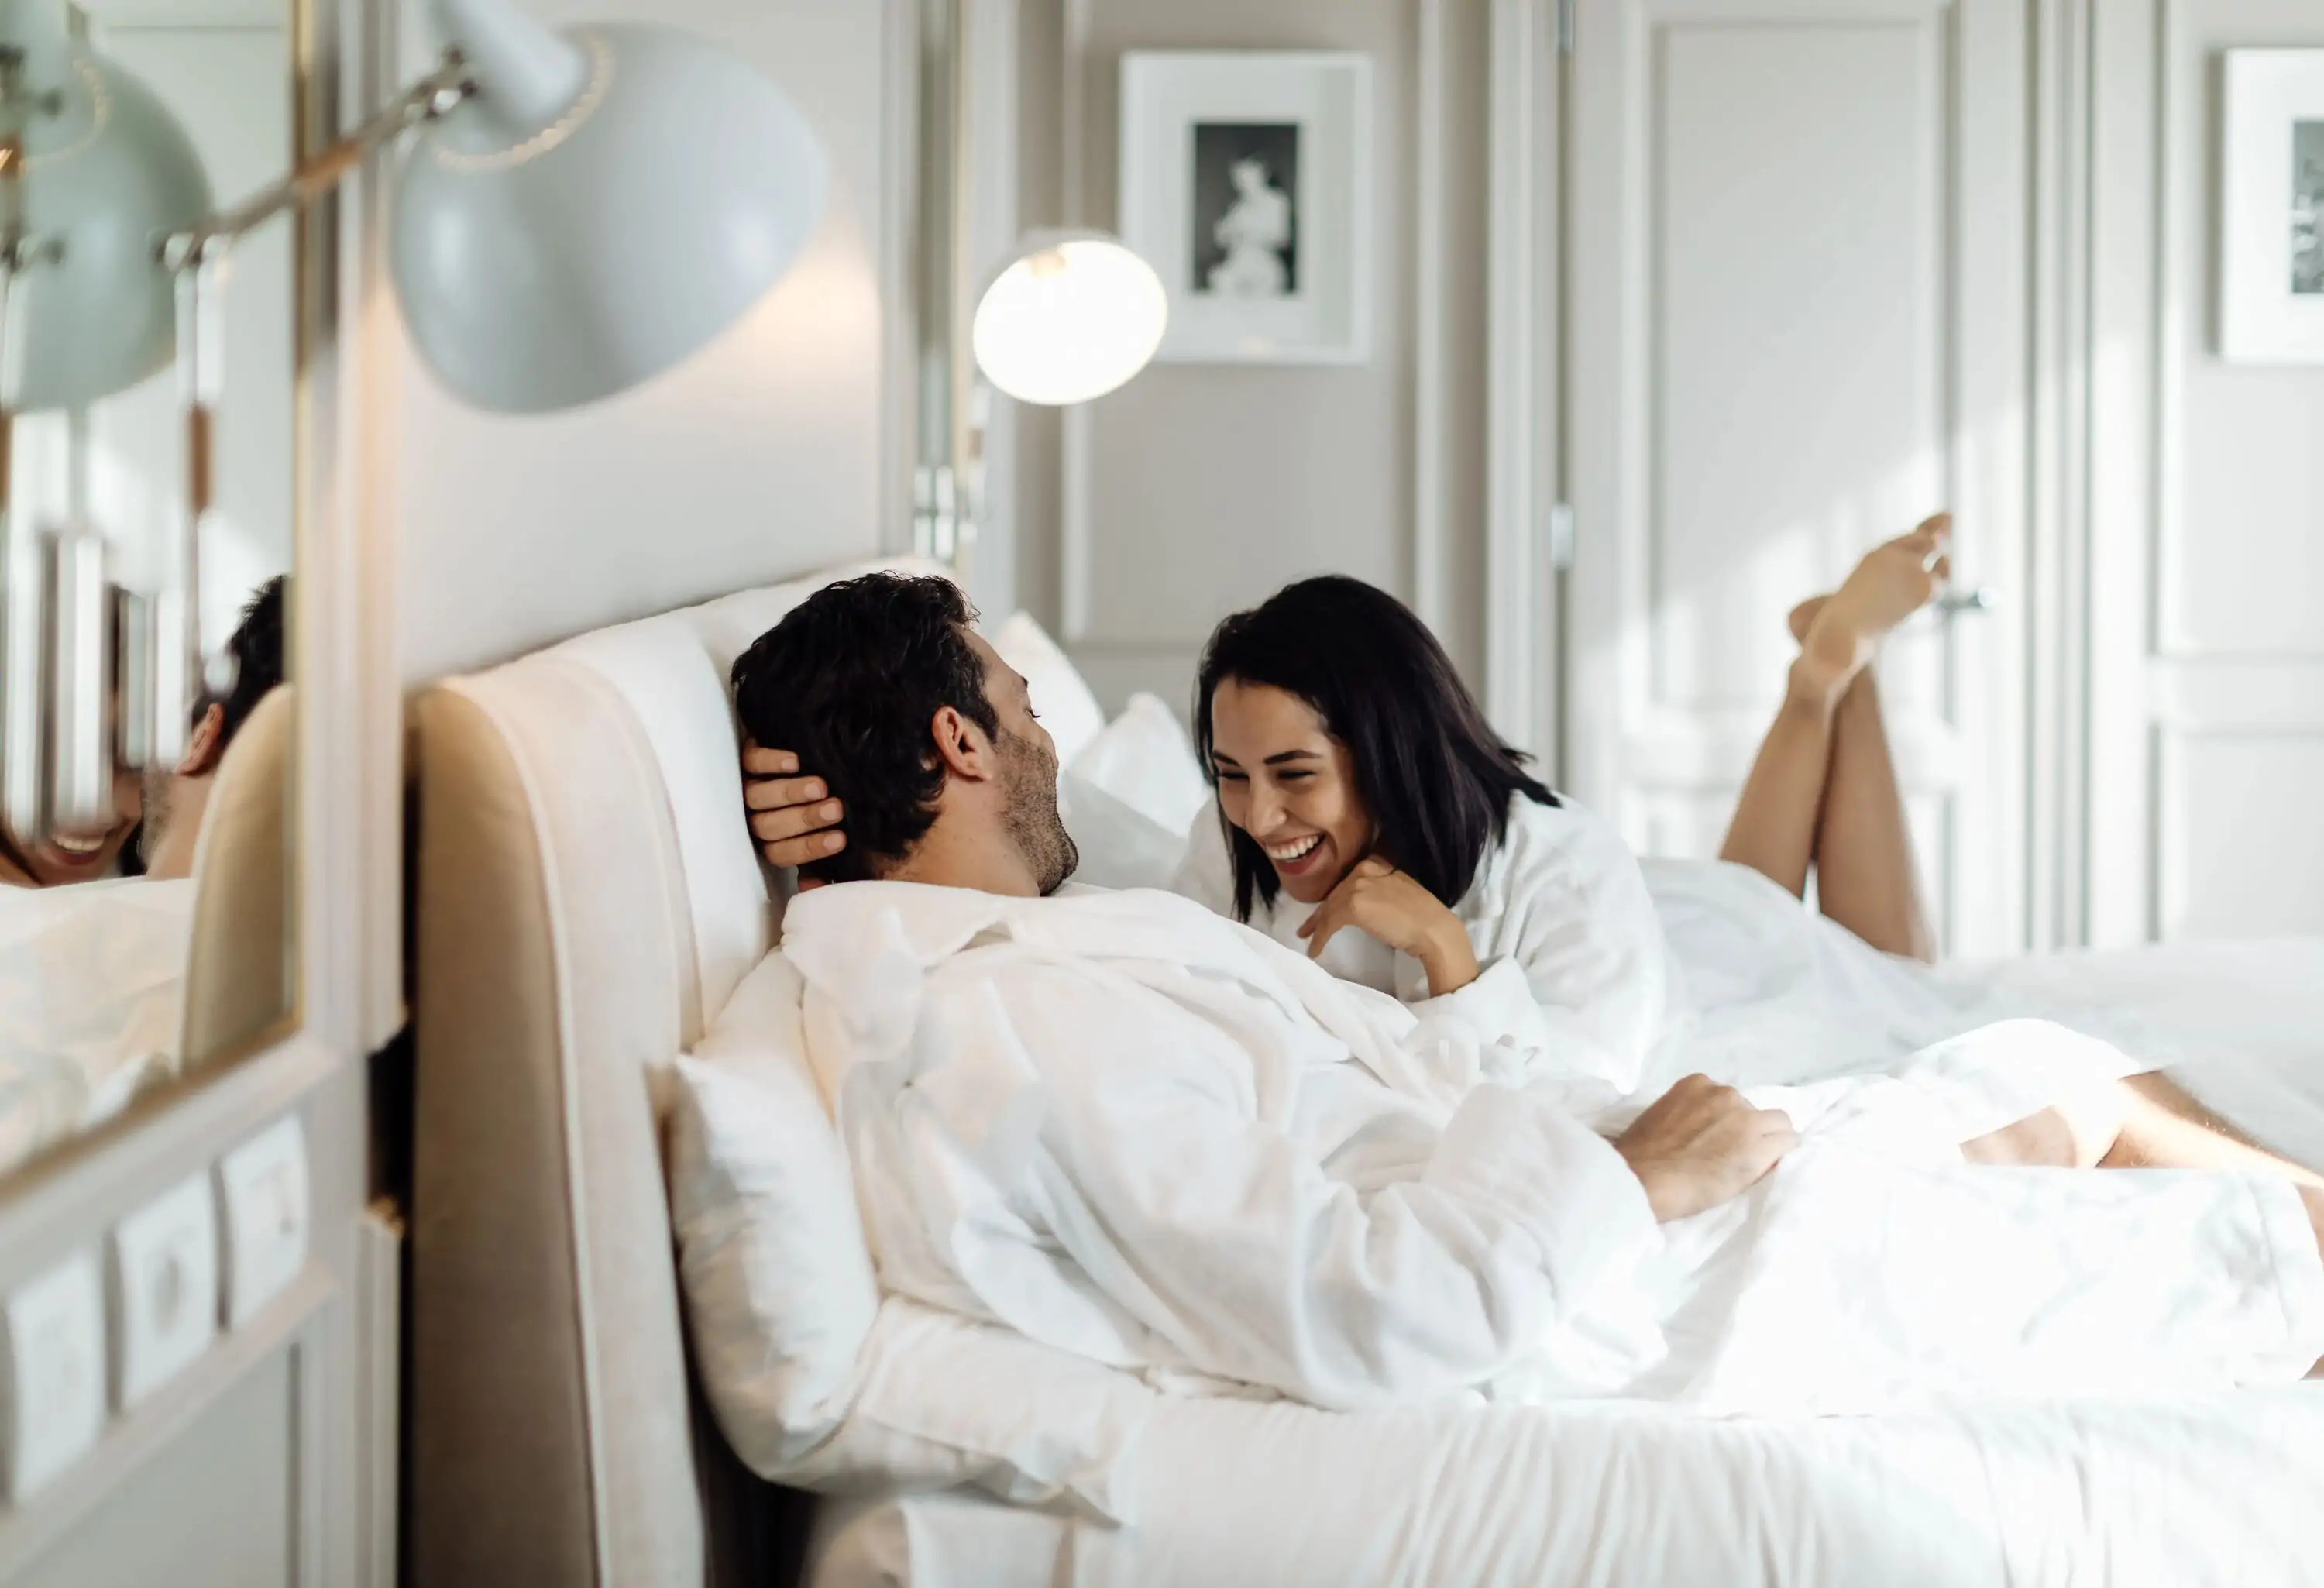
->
<box><xmin>987</xmin><ymin>611</ymin><xmax>1106</xmax><ymax>767</ymax></box>
<box><xmin>666</xmin><ymin>951</ymin><xmax>878</xmax><ymax>1471</ymax></box>
<box><xmin>1070</xmin><ymin>693</ymin><xmax>1212</xmax><ymax>837</ymax></box>
<box><xmin>667</xmin><ymin>948</ymin><xmax>1155</xmax><ymax>1519</ymax></box>
<box><xmin>782</xmin><ymin>1295</ymin><xmax>1155</xmax><ymax>1521</ymax></box>
<box><xmin>1057</xmin><ymin>772</ymin><xmax>1188</xmax><ymax>892</ymax></box>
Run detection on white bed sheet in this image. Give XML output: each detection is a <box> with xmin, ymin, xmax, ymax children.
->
<box><xmin>800</xmin><ymin>940</ymin><xmax>2324</xmax><ymax>1588</ymax></box>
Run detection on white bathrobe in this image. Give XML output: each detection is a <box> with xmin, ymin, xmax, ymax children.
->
<box><xmin>1172</xmin><ymin>792</ymin><xmax>2155</xmax><ymax>1098</ymax></box>
<box><xmin>784</xmin><ymin>881</ymin><xmax>2324</xmax><ymax>1417</ymax></box>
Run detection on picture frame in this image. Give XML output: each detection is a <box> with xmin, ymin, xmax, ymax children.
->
<box><xmin>1119</xmin><ymin>51</ymin><xmax>1374</xmax><ymax>366</ymax></box>
<box><xmin>2219</xmin><ymin>48</ymin><xmax>2324</xmax><ymax>364</ymax></box>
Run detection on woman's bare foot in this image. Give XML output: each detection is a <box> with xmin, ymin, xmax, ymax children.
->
<box><xmin>1787</xmin><ymin>594</ymin><xmax>1829</xmax><ymax>645</ymax></box>
<box><xmin>1796</xmin><ymin>514</ymin><xmax>1951</xmax><ymax>700</ymax></box>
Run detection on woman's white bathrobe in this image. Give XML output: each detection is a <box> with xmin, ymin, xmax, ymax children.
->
<box><xmin>1172</xmin><ymin>792</ymin><xmax>2150</xmax><ymax>1099</ymax></box>
<box><xmin>784</xmin><ymin>881</ymin><xmax>2324</xmax><ymax>1417</ymax></box>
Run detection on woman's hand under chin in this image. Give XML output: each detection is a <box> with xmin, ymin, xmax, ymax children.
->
<box><xmin>1297</xmin><ymin>857</ymin><xmax>1481</xmax><ymax>995</ymax></box>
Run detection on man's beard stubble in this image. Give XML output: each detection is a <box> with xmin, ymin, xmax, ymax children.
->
<box><xmin>998</xmin><ymin>727</ymin><xmax>1078</xmax><ymax>895</ymax></box>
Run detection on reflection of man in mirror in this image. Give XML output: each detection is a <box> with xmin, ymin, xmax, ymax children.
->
<box><xmin>1208</xmin><ymin>156</ymin><xmax>1293</xmax><ymax>298</ymax></box>
<box><xmin>142</xmin><ymin>576</ymin><xmax>288</xmax><ymax>883</ymax></box>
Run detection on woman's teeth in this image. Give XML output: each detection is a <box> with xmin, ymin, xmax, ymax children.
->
<box><xmin>1265</xmin><ymin>834</ymin><xmax>1322</xmax><ymax>864</ymax></box>
<box><xmin>50</xmin><ymin>834</ymin><xmax>106</xmax><ymax>856</ymax></box>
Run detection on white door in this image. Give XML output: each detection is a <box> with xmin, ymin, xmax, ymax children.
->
<box><xmin>1562</xmin><ymin>0</ymin><xmax>2031</xmax><ymax>956</ymax></box>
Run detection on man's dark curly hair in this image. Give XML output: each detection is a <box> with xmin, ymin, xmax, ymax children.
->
<box><xmin>214</xmin><ymin>575</ymin><xmax>288</xmax><ymax>748</ymax></box>
<box><xmin>730</xmin><ymin>573</ymin><xmax>997</xmax><ymax>884</ymax></box>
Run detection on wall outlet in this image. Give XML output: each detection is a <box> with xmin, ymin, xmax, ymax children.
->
<box><xmin>217</xmin><ymin>1114</ymin><xmax>310</xmax><ymax>1326</ymax></box>
<box><xmin>108</xmin><ymin>1172</ymin><xmax>219</xmax><ymax>1411</ymax></box>
<box><xmin>0</xmin><ymin>1249</ymin><xmax>107</xmax><ymax>1503</ymax></box>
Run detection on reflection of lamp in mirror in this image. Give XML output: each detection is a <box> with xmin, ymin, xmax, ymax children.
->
<box><xmin>5</xmin><ymin>0</ymin><xmax>830</xmax><ymax>851</ymax></box>
<box><xmin>971</xmin><ymin>229</ymin><xmax>1167</xmax><ymax>406</ymax></box>
<box><xmin>0</xmin><ymin>0</ymin><xmax>215</xmax><ymax>846</ymax></box>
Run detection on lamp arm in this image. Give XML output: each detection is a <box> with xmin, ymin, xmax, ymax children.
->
<box><xmin>162</xmin><ymin>52</ymin><xmax>473</xmax><ymax>267</ymax></box>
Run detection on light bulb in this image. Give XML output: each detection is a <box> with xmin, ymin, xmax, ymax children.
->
<box><xmin>971</xmin><ymin>231</ymin><xmax>1166</xmax><ymax>406</ymax></box>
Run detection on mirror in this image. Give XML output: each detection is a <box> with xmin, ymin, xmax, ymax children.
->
<box><xmin>0</xmin><ymin>0</ymin><xmax>296</xmax><ymax>1182</ymax></box>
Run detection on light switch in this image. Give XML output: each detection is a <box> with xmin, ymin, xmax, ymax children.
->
<box><xmin>108</xmin><ymin>1172</ymin><xmax>219</xmax><ymax>1411</ymax></box>
<box><xmin>217</xmin><ymin>1114</ymin><xmax>309</xmax><ymax>1325</ymax></box>
<box><xmin>0</xmin><ymin>1249</ymin><xmax>106</xmax><ymax>1502</ymax></box>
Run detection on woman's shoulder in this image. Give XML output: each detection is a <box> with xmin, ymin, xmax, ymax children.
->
<box><xmin>1493</xmin><ymin>788</ymin><xmax>1634</xmax><ymax>872</ymax></box>
<box><xmin>1456</xmin><ymin>789</ymin><xmax>1648</xmax><ymax>921</ymax></box>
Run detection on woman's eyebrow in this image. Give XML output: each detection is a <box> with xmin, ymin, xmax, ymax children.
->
<box><xmin>1263</xmin><ymin>749</ymin><xmax>1322</xmax><ymax>765</ymax></box>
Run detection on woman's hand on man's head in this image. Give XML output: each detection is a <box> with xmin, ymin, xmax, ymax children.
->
<box><xmin>741</xmin><ymin>743</ymin><xmax>847</xmax><ymax>877</ymax></box>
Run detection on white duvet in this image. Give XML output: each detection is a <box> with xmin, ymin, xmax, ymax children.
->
<box><xmin>0</xmin><ymin>877</ymin><xmax>193</xmax><ymax>1174</ymax></box>
<box><xmin>782</xmin><ymin>880</ymin><xmax>2324</xmax><ymax>1421</ymax></box>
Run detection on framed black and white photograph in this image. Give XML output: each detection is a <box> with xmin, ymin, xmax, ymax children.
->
<box><xmin>1119</xmin><ymin>52</ymin><xmax>1373</xmax><ymax>364</ymax></box>
<box><xmin>2220</xmin><ymin>49</ymin><xmax>2324</xmax><ymax>363</ymax></box>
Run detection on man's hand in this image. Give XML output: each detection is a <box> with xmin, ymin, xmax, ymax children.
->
<box><xmin>1611</xmin><ymin>1074</ymin><xmax>1797</xmax><ymax>1222</ymax></box>
<box><xmin>741</xmin><ymin>743</ymin><xmax>847</xmax><ymax>872</ymax></box>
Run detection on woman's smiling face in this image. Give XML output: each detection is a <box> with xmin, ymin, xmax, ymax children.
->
<box><xmin>1207</xmin><ymin>678</ymin><xmax>1373</xmax><ymax>905</ymax></box>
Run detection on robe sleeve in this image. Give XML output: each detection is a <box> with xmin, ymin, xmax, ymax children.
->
<box><xmin>987</xmin><ymin>961</ymin><xmax>1664</xmax><ymax>1411</ymax></box>
<box><xmin>1486</xmin><ymin>801</ymin><xmax>1676</xmax><ymax>1096</ymax></box>
<box><xmin>1393</xmin><ymin>956</ymin><xmax>1638</xmax><ymax>1109</ymax></box>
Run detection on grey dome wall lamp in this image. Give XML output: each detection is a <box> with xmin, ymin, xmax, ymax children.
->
<box><xmin>0</xmin><ymin>0</ymin><xmax>828</xmax><ymax>848</ymax></box>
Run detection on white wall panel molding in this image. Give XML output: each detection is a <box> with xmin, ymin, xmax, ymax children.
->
<box><xmin>1412</xmin><ymin>0</ymin><xmax>1452</xmax><ymax>636</ymax></box>
<box><xmin>1057</xmin><ymin>0</ymin><xmax>1097</xmax><ymax>644</ymax></box>
<box><xmin>1483</xmin><ymin>0</ymin><xmax>1552</xmax><ymax>759</ymax></box>
<box><xmin>882</xmin><ymin>0</ymin><xmax>923</xmax><ymax>561</ymax></box>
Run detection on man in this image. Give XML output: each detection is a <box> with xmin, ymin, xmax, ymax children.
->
<box><xmin>141</xmin><ymin>576</ymin><xmax>288</xmax><ymax>882</ymax></box>
<box><xmin>734</xmin><ymin>572</ymin><xmax>2324</xmax><ymax>1414</ymax></box>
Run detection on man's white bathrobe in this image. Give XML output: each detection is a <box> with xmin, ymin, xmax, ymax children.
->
<box><xmin>785</xmin><ymin>882</ymin><xmax>2324</xmax><ymax>1417</ymax></box>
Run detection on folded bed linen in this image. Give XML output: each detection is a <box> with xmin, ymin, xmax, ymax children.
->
<box><xmin>806</xmin><ymin>1384</ymin><xmax>2324</xmax><ymax>1588</ymax></box>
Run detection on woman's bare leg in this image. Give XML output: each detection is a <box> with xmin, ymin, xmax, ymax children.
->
<box><xmin>1961</xmin><ymin>1078</ymin><xmax>2324</xmax><ymax>1188</ymax></box>
<box><xmin>1718</xmin><ymin>514</ymin><xmax>1951</xmax><ymax>937</ymax></box>
<box><xmin>1799</xmin><ymin>627</ymin><xmax>1938</xmax><ymax>961</ymax></box>
<box><xmin>1714</xmin><ymin>655</ymin><xmax>1840</xmax><ymax>901</ymax></box>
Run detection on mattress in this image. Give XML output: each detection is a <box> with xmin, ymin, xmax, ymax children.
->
<box><xmin>799</xmin><ymin>940</ymin><xmax>2324</xmax><ymax>1588</ymax></box>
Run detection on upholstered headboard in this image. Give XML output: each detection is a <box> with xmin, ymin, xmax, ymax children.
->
<box><xmin>181</xmin><ymin>685</ymin><xmax>294</xmax><ymax>1064</ymax></box>
<box><xmin>408</xmin><ymin>559</ymin><xmax>938</xmax><ymax>1588</ymax></box>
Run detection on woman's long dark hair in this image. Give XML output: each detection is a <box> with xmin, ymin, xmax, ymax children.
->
<box><xmin>1192</xmin><ymin>575</ymin><xmax>1556</xmax><ymax>922</ymax></box>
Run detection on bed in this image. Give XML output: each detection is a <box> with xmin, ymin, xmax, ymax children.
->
<box><xmin>407</xmin><ymin>561</ymin><xmax>2324</xmax><ymax>1588</ymax></box>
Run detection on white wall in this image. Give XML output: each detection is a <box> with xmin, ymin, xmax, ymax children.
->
<box><xmin>1006</xmin><ymin>0</ymin><xmax>1490</xmax><ymax>719</ymax></box>
<box><xmin>394</xmin><ymin>0</ymin><xmax>899</xmax><ymax>682</ymax></box>
<box><xmin>2084</xmin><ymin>0</ymin><xmax>2324</xmax><ymax>944</ymax></box>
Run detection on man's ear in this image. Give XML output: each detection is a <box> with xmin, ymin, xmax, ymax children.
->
<box><xmin>178</xmin><ymin>703</ymin><xmax>226</xmax><ymax>777</ymax></box>
<box><xmin>927</xmin><ymin>704</ymin><xmax>997</xmax><ymax>783</ymax></box>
